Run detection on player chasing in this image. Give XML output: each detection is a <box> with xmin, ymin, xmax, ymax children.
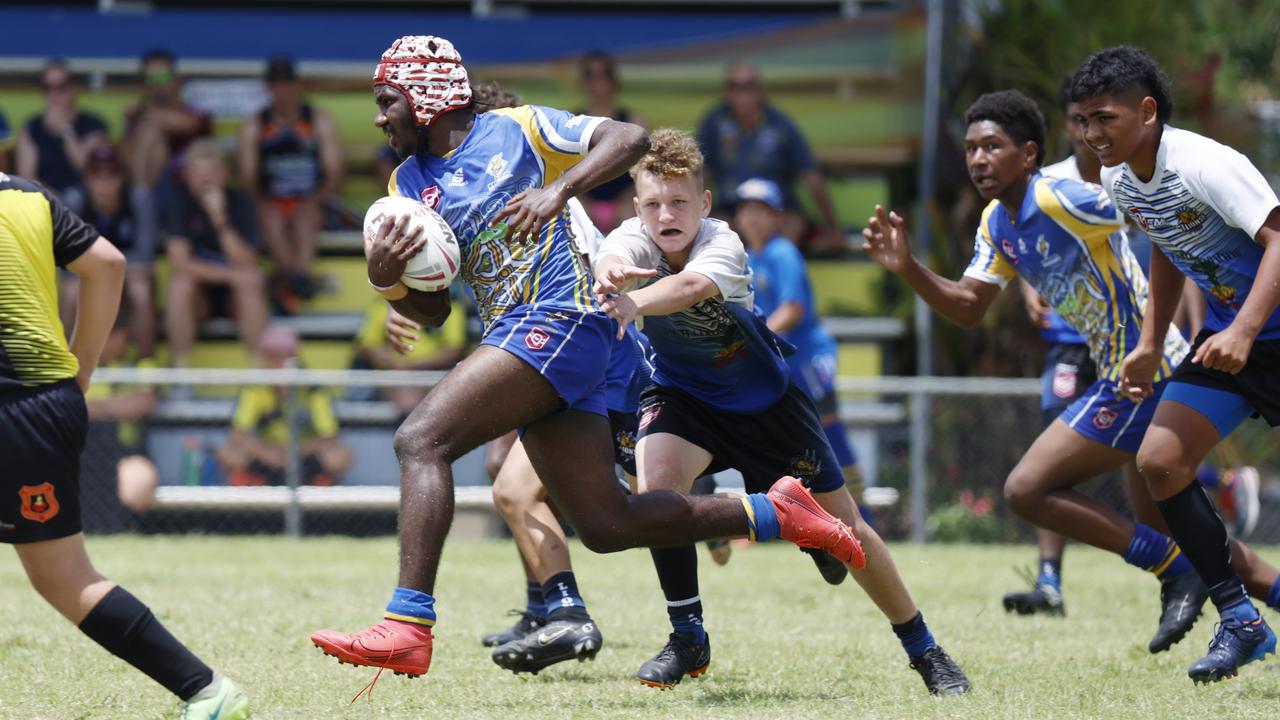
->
<box><xmin>0</xmin><ymin>173</ymin><xmax>248</xmax><ymax>719</ymax></box>
<box><xmin>593</xmin><ymin>129</ymin><xmax>969</xmax><ymax>695</ymax></box>
<box><xmin>1069</xmin><ymin>46</ymin><xmax>1280</xmax><ymax>682</ymax></box>
<box><xmin>310</xmin><ymin>35</ymin><xmax>863</xmax><ymax>682</ymax></box>
<box><xmin>861</xmin><ymin>88</ymin><xmax>1280</xmax><ymax>659</ymax></box>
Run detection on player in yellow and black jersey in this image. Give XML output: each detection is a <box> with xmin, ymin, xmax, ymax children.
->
<box><xmin>0</xmin><ymin>173</ymin><xmax>249</xmax><ymax>719</ymax></box>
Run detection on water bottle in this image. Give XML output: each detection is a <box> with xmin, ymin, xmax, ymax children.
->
<box><xmin>180</xmin><ymin>435</ymin><xmax>202</xmax><ymax>486</ymax></box>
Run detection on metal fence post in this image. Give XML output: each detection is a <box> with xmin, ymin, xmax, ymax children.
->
<box><xmin>908</xmin><ymin>389</ymin><xmax>930</xmax><ymax>543</ymax></box>
<box><xmin>283</xmin><ymin>378</ymin><xmax>303</xmax><ymax>538</ymax></box>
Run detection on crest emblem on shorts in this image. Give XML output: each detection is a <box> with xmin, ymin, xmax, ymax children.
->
<box><xmin>639</xmin><ymin>405</ymin><xmax>662</xmax><ymax>430</ymax></box>
<box><xmin>1052</xmin><ymin>365</ymin><xmax>1077</xmax><ymax>399</ymax></box>
<box><xmin>524</xmin><ymin>327</ymin><xmax>550</xmax><ymax>351</ymax></box>
<box><xmin>420</xmin><ymin>185</ymin><xmax>441</xmax><ymax>209</ymax></box>
<box><xmin>19</xmin><ymin>483</ymin><xmax>59</xmax><ymax>523</ymax></box>
<box><xmin>1093</xmin><ymin>407</ymin><xmax>1118</xmax><ymax>430</ymax></box>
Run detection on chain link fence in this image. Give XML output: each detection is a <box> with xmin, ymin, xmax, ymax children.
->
<box><xmin>80</xmin><ymin>369</ymin><xmax>1280</xmax><ymax>544</ymax></box>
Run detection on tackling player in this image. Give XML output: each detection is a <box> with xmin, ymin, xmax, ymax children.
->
<box><xmin>310</xmin><ymin>35</ymin><xmax>862</xmax><ymax>681</ymax></box>
<box><xmin>595</xmin><ymin>129</ymin><xmax>970</xmax><ymax>696</ymax></box>
<box><xmin>1071</xmin><ymin>46</ymin><xmax>1280</xmax><ymax>682</ymax></box>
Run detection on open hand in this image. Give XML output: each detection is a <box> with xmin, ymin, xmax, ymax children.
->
<box><xmin>594</xmin><ymin>264</ymin><xmax>656</xmax><ymax>298</ymax></box>
<box><xmin>490</xmin><ymin>186</ymin><xmax>567</xmax><ymax>246</ymax></box>
<box><xmin>599</xmin><ymin>292</ymin><xmax>640</xmax><ymax>339</ymax></box>
<box><xmin>385</xmin><ymin>307</ymin><xmax>421</xmax><ymax>355</ymax></box>
<box><xmin>861</xmin><ymin>205</ymin><xmax>913</xmax><ymax>274</ymax></box>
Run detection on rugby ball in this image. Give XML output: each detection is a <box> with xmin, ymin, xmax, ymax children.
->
<box><xmin>362</xmin><ymin>195</ymin><xmax>460</xmax><ymax>292</ymax></box>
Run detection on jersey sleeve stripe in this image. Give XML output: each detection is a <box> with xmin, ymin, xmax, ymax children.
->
<box><xmin>531</xmin><ymin>106</ymin><xmax>592</xmax><ymax>156</ymax></box>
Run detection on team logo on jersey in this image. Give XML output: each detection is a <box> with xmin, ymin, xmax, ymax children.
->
<box><xmin>1052</xmin><ymin>364</ymin><xmax>1078</xmax><ymax>399</ymax></box>
<box><xmin>420</xmin><ymin>185</ymin><xmax>442</xmax><ymax>209</ymax></box>
<box><xmin>448</xmin><ymin>169</ymin><xmax>467</xmax><ymax>187</ymax></box>
<box><xmin>486</xmin><ymin>153</ymin><xmax>512</xmax><ymax>190</ymax></box>
<box><xmin>1175</xmin><ymin>207</ymin><xmax>1204</xmax><ymax>230</ymax></box>
<box><xmin>524</xmin><ymin>327</ymin><xmax>551</xmax><ymax>351</ymax></box>
<box><xmin>1001</xmin><ymin>239</ymin><xmax>1020</xmax><ymax>263</ymax></box>
<box><xmin>1092</xmin><ymin>406</ymin><xmax>1118</xmax><ymax>430</ymax></box>
<box><xmin>1036</xmin><ymin>235</ymin><xmax>1061</xmax><ymax>267</ymax></box>
<box><xmin>639</xmin><ymin>405</ymin><xmax>662</xmax><ymax>430</ymax></box>
<box><xmin>19</xmin><ymin>483</ymin><xmax>60</xmax><ymax>523</ymax></box>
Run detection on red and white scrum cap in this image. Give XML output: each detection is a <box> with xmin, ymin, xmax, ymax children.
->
<box><xmin>374</xmin><ymin>35</ymin><xmax>472</xmax><ymax>127</ymax></box>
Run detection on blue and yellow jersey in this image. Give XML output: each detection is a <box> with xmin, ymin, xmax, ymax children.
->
<box><xmin>388</xmin><ymin>105</ymin><xmax>606</xmax><ymax>334</ymax></box>
<box><xmin>963</xmin><ymin>174</ymin><xmax>1188</xmax><ymax>381</ymax></box>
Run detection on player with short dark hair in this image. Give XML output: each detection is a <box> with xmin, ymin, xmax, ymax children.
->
<box><xmin>309</xmin><ymin>35</ymin><xmax>862</xmax><ymax>682</ymax></box>
<box><xmin>863</xmin><ymin>88</ymin><xmax>1280</xmax><ymax>658</ymax></box>
<box><xmin>0</xmin><ymin>172</ymin><xmax>248</xmax><ymax>719</ymax></box>
<box><xmin>1071</xmin><ymin>45</ymin><xmax>1280</xmax><ymax>682</ymax></box>
<box><xmin>595</xmin><ymin>128</ymin><xmax>969</xmax><ymax>696</ymax></box>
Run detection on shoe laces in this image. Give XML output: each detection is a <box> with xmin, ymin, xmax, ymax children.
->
<box><xmin>1205</xmin><ymin>618</ymin><xmax>1253</xmax><ymax>658</ymax></box>
<box><xmin>348</xmin><ymin>624</ymin><xmax>399</xmax><ymax>706</ymax></box>
<box><xmin>913</xmin><ymin>648</ymin><xmax>964</xmax><ymax>686</ymax></box>
<box><xmin>656</xmin><ymin>633</ymin><xmax>696</xmax><ymax>663</ymax></box>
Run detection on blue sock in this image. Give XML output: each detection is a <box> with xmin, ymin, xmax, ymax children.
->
<box><xmin>743</xmin><ymin>493</ymin><xmax>780</xmax><ymax>542</ymax></box>
<box><xmin>668</xmin><ymin>596</ymin><xmax>706</xmax><ymax>644</ymax></box>
<box><xmin>1123</xmin><ymin>523</ymin><xmax>1193</xmax><ymax>578</ymax></box>
<box><xmin>891</xmin><ymin>611</ymin><xmax>937</xmax><ymax>659</ymax></box>
<box><xmin>1195</xmin><ymin>464</ymin><xmax>1221</xmax><ymax>490</ymax></box>
<box><xmin>1038</xmin><ymin>557</ymin><xmax>1062</xmax><ymax>590</ymax></box>
<box><xmin>1267</xmin><ymin>576</ymin><xmax>1280</xmax><ymax>611</ymax></box>
<box><xmin>384</xmin><ymin>587</ymin><xmax>436</xmax><ymax>627</ymax></box>
<box><xmin>542</xmin><ymin>571</ymin><xmax>587</xmax><ymax>618</ymax></box>
<box><xmin>525</xmin><ymin>581</ymin><xmax>546</xmax><ymax>618</ymax></box>
<box><xmin>822</xmin><ymin>420</ymin><xmax>858</xmax><ymax>468</ymax></box>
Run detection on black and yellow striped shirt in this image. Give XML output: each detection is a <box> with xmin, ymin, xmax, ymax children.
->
<box><xmin>0</xmin><ymin>174</ymin><xmax>97</xmax><ymax>390</ymax></box>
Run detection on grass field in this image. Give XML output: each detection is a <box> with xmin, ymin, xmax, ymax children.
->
<box><xmin>4</xmin><ymin>538</ymin><xmax>1279</xmax><ymax>719</ymax></box>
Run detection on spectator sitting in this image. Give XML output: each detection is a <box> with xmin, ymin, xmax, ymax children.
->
<box><xmin>349</xmin><ymin>299</ymin><xmax>467</xmax><ymax>416</ymax></box>
<box><xmin>237</xmin><ymin>55</ymin><xmax>343</xmax><ymax>314</ymax></box>
<box><xmin>16</xmin><ymin>59</ymin><xmax>108</xmax><ymax>196</ymax></box>
<box><xmin>696</xmin><ymin>59</ymin><xmax>843</xmax><ymax>254</ymax></box>
<box><xmin>575</xmin><ymin>51</ymin><xmax>644</xmax><ymax>233</ymax></box>
<box><xmin>62</xmin><ymin>143</ymin><xmax>158</xmax><ymax>358</ymax></box>
<box><xmin>120</xmin><ymin>48</ymin><xmax>212</xmax><ymax>189</ymax></box>
<box><xmin>163</xmin><ymin>138</ymin><xmax>268</xmax><ymax>370</ymax></box>
<box><xmin>80</xmin><ymin>306</ymin><xmax>160</xmax><ymax>534</ymax></box>
<box><xmin>218</xmin><ymin>324</ymin><xmax>352</xmax><ymax>487</ymax></box>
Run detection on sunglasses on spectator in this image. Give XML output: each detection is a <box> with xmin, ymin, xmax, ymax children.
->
<box><xmin>144</xmin><ymin>68</ymin><xmax>174</xmax><ymax>86</ymax></box>
<box><xmin>43</xmin><ymin>80</ymin><xmax>71</xmax><ymax>92</ymax></box>
<box><xmin>726</xmin><ymin>80</ymin><xmax>760</xmax><ymax>91</ymax></box>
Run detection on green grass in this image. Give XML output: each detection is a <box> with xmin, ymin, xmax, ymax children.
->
<box><xmin>6</xmin><ymin>538</ymin><xmax>1277</xmax><ymax>719</ymax></box>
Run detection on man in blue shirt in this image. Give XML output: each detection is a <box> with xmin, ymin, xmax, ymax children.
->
<box><xmin>697</xmin><ymin>61</ymin><xmax>842</xmax><ymax>253</ymax></box>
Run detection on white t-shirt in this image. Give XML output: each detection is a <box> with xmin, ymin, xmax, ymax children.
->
<box><xmin>1041</xmin><ymin>156</ymin><xmax>1083</xmax><ymax>182</ymax></box>
<box><xmin>566</xmin><ymin>197</ymin><xmax>603</xmax><ymax>258</ymax></box>
<box><xmin>596</xmin><ymin>216</ymin><xmax>754</xmax><ymax>310</ymax></box>
<box><xmin>1101</xmin><ymin>125</ymin><xmax>1280</xmax><ymax>338</ymax></box>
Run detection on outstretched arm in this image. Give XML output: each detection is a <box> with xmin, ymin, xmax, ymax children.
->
<box><xmin>861</xmin><ymin>205</ymin><xmax>999</xmax><ymax>328</ymax></box>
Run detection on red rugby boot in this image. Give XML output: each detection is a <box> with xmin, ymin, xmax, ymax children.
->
<box><xmin>767</xmin><ymin>476</ymin><xmax>866</xmax><ymax>570</ymax></box>
<box><xmin>311</xmin><ymin>618</ymin><xmax>434</xmax><ymax>677</ymax></box>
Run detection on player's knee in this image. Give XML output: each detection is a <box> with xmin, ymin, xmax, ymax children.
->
<box><xmin>1002</xmin><ymin>469</ymin><xmax>1039</xmax><ymax>516</ymax></box>
<box><xmin>1135</xmin><ymin>445</ymin><xmax>1184</xmax><ymax>488</ymax></box>
<box><xmin>393</xmin><ymin>415</ymin><xmax>460</xmax><ymax>466</ymax></box>
<box><xmin>575</xmin><ymin>520</ymin><xmax>626</xmax><ymax>554</ymax></box>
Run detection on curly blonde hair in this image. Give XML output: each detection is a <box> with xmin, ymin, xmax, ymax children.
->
<box><xmin>629</xmin><ymin>127</ymin><xmax>703</xmax><ymax>181</ymax></box>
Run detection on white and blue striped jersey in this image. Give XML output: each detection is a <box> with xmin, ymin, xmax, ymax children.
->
<box><xmin>1101</xmin><ymin>126</ymin><xmax>1280</xmax><ymax>339</ymax></box>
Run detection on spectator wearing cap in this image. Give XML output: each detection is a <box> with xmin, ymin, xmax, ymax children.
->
<box><xmin>574</xmin><ymin>50</ymin><xmax>645</xmax><ymax>233</ymax></box>
<box><xmin>217</xmin><ymin>324</ymin><xmax>352</xmax><ymax>487</ymax></box>
<box><xmin>698</xmin><ymin>60</ymin><xmax>844</xmax><ymax>255</ymax></box>
<box><xmin>164</xmin><ymin>138</ymin><xmax>268</xmax><ymax>370</ymax></box>
<box><xmin>62</xmin><ymin>143</ymin><xmax>160</xmax><ymax>357</ymax></box>
<box><xmin>732</xmin><ymin>178</ymin><xmax>860</xmax><ymax>485</ymax></box>
<box><xmin>237</xmin><ymin>55</ymin><xmax>343</xmax><ymax>314</ymax></box>
<box><xmin>120</xmin><ymin>48</ymin><xmax>212</xmax><ymax>189</ymax></box>
<box><xmin>16</xmin><ymin>59</ymin><xmax>108</xmax><ymax>195</ymax></box>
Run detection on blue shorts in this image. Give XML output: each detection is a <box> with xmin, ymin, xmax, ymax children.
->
<box><xmin>482</xmin><ymin>305</ymin><xmax>611</xmax><ymax>418</ymax></box>
<box><xmin>1060</xmin><ymin>378</ymin><xmax>1166</xmax><ymax>453</ymax></box>
<box><xmin>604</xmin><ymin>326</ymin><xmax>651</xmax><ymax>415</ymax></box>
<box><xmin>789</xmin><ymin>351</ymin><xmax>838</xmax><ymax>416</ymax></box>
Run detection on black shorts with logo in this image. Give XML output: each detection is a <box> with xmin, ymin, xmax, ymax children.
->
<box><xmin>0</xmin><ymin>380</ymin><xmax>87</xmax><ymax>543</ymax></box>
<box><xmin>608</xmin><ymin>410</ymin><xmax>639</xmax><ymax>477</ymax></box>
<box><xmin>637</xmin><ymin>382</ymin><xmax>846</xmax><ymax>494</ymax></box>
